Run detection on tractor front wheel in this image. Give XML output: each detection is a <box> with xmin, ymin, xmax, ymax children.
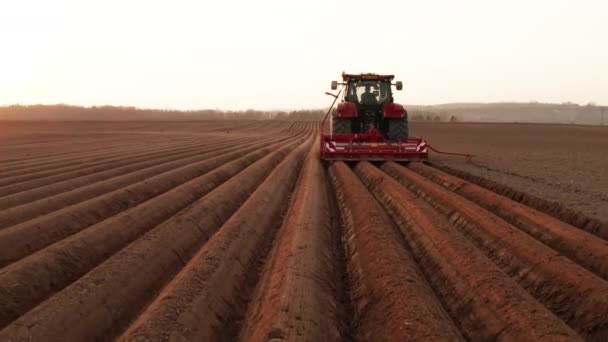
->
<box><xmin>387</xmin><ymin>117</ymin><xmax>409</xmax><ymax>141</ymax></box>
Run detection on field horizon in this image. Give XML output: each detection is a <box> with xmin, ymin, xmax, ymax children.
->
<box><xmin>1</xmin><ymin>102</ymin><xmax>606</xmax><ymax>125</ymax></box>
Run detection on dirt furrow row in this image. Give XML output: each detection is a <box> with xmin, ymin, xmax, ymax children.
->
<box><xmin>0</xmin><ymin>135</ymin><xmax>284</xmax><ymax>230</ymax></box>
<box><xmin>408</xmin><ymin>162</ymin><xmax>608</xmax><ymax>280</ymax></box>
<box><xmin>0</xmin><ymin>135</ymin><xmax>198</xmax><ymax>172</ymax></box>
<box><xmin>0</xmin><ymin>135</ymin><xmax>145</xmax><ymax>158</ymax></box>
<box><xmin>0</xmin><ymin>137</ymin><xmax>225</xmax><ymax>188</ymax></box>
<box><xmin>429</xmin><ymin>162</ymin><xmax>608</xmax><ymax>240</ymax></box>
<box><xmin>0</xmin><ymin>137</ymin><xmax>208</xmax><ymax>180</ymax></box>
<box><xmin>120</xmin><ymin>136</ymin><xmax>313</xmax><ymax>341</ymax></box>
<box><xmin>0</xmin><ymin>134</ymin><xmax>303</xmax><ymax>267</ymax></box>
<box><xmin>0</xmin><ymin>129</ymin><xmax>286</xmax><ymax>191</ymax></box>
<box><xmin>1</xmin><ymin>131</ymin><xmax>216</xmax><ymax>162</ymax></box>
<box><xmin>0</xmin><ymin>135</ymin><xmax>183</xmax><ymax>168</ymax></box>
<box><xmin>0</xmin><ymin>137</ymin><xmax>78</xmax><ymax>149</ymax></box>
<box><xmin>382</xmin><ymin>162</ymin><xmax>608</xmax><ymax>340</ymax></box>
<box><xmin>328</xmin><ymin>161</ymin><xmax>463</xmax><ymax>341</ymax></box>
<box><xmin>0</xmin><ymin>136</ymin><xmax>258</xmax><ymax>208</ymax></box>
<box><xmin>0</xmin><ymin>133</ymin><xmax>308</xmax><ymax>341</ymax></box>
<box><xmin>239</xmin><ymin>139</ymin><xmax>346</xmax><ymax>341</ymax></box>
<box><xmin>356</xmin><ymin>162</ymin><xmax>581</xmax><ymax>341</ymax></box>
<box><xmin>0</xmin><ymin>135</ymin><xmax>305</xmax><ymax>328</ymax></box>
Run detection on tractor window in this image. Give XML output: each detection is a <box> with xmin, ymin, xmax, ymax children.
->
<box><xmin>346</xmin><ymin>81</ymin><xmax>392</xmax><ymax>105</ymax></box>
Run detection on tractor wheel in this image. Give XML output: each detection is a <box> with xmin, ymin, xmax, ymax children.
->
<box><xmin>332</xmin><ymin>117</ymin><xmax>351</xmax><ymax>134</ymax></box>
<box><xmin>387</xmin><ymin>117</ymin><xmax>409</xmax><ymax>141</ymax></box>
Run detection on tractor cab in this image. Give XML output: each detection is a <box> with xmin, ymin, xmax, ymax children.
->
<box><xmin>330</xmin><ymin>73</ymin><xmax>407</xmax><ymax>140</ymax></box>
<box><xmin>342</xmin><ymin>76</ymin><xmax>398</xmax><ymax>106</ymax></box>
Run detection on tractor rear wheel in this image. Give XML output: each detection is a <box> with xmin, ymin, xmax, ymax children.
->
<box><xmin>387</xmin><ymin>117</ymin><xmax>409</xmax><ymax>141</ymax></box>
<box><xmin>332</xmin><ymin>117</ymin><xmax>351</xmax><ymax>134</ymax></box>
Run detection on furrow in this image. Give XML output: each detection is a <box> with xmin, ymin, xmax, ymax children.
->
<box><xmin>0</xmin><ymin>133</ymin><xmax>304</xmax><ymax>341</ymax></box>
<box><xmin>0</xmin><ymin>136</ymin><xmax>180</xmax><ymax>173</ymax></box>
<box><xmin>239</xmin><ymin>139</ymin><xmax>346</xmax><ymax>341</ymax></box>
<box><xmin>120</xmin><ymin>135</ymin><xmax>313</xmax><ymax>341</ymax></box>
<box><xmin>382</xmin><ymin>162</ymin><xmax>608</xmax><ymax>340</ymax></box>
<box><xmin>408</xmin><ymin>162</ymin><xmax>608</xmax><ymax>280</ymax></box>
<box><xmin>0</xmin><ymin>138</ymin><xmax>200</xmax><ymax>177</ymax></box>
<box><xmin>0</xmin><ymin>137</ymin><xmax>148</xmax><ymax>163</ymax></box>
<box><xmin>0</xmin><ymin>136</ymin><xmax>277</xmax><ymax>229</ymax></box>
<box><xmin>428</xmin><ymin>162</ymin><xmax>608</xmax><ymax>240</ymax></box>
<box><xmin>356</xmin><ymin>161</ymin><xmax>581</xmax><ymax>341</ymax></box>
<box><xmin>0</xmin><ymin>135</ymin><xmax>302</xmax><ymax>328</ymax></box>
<box><xmin>0</xmin><ymin>134</ymin><xmax>302</xmax><ymax>267</ymax></box>
<box><xmin>0</xmin><ymin>137</ymin><xmax>226</xmax><ymax>188</ymax></box>
<box><xmin>328</xmin><ymin>161</ymin><xmax>463</xmax><ymax>341</ymax></box>
<box><xmin>0</xmin><ymin>137</ymin><xmax>210</xmax><ymax>181</ymax></box>
<box><xmin>0</xmin><ymin>137</ymin><xmax>255</xmax><ymax>207</ymax></box>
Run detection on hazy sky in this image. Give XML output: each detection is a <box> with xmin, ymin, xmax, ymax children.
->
<box><xmin>1</xmin><ymin>0</ymin><xmax>606</xmax><ymax>110</ymax></box>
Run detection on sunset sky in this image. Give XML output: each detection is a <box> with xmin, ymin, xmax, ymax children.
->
<box><xmin>1</xmin><ymin>0</ymin><xmax>606</xmax><ymax>110</ymax></box>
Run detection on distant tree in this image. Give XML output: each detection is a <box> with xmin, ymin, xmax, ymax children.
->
<box><xmin>410</xmin><ymin>113</ymin><xmax>425</xmax><ymax>121</ymax></box>
<box><xmin>274</xmin><ymin>112</ymin><xmax>288</xmax><ymax>120</ymax></box>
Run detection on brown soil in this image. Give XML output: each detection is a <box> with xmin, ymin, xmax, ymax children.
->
<box><xmin>239</xmin><ymin>139</ymin><xmax>346</xmax><ymax>341</ymax></box>
<box><xmin>411</xmin><ymin>122</ymin><xmax>608</xmax><ymax>223</ymax></box>
<box><xmin>0</xmin><ymin>135</ymin><xmax>302</xmax><ymax>267</ymax></box>
<box><xmin>0</xmin><ymin>139</ymin><xmax>225</xmax><ymax>201</ymax></box>
<box><xmin>1</xmin><ymin>120</ymin><xmax>606</xmax><ymax>341</ymax></box>
<box><xmin>0</xmin><ymin>136</ymin><xmax>302</xmax><ymax>327</ymax></box>
<box><xmin>382</xmin><ymin>162</ymin><xmax>608</xmax><ymax>339</ymax></box>
<box><xmin>121</xmin><ymin>136</ymin><xmax>312</xmax><ymax>341</ymax></box>
<box><xmin>329</xmin><ymin>162</ymin><xmax>463</xmax><ymax>341</ymax></box>
<box><xmin>356</xmin><ymin>161</ymin><xmax>581</xmax><ymax>341</ymax></box>
<box><xmin>0</xmin><ymin>133</ymin><xmax>308</xmax><ymax>340</ymax></box>
<box><xmin>408</xmin><ymin>162</ymin><xmax>608</xmax><ymax>279</ymax></box>
<box><xmin>428</xmin><ymin>161</ymin><xmax>608</xmax><ymax>241</ymax></box>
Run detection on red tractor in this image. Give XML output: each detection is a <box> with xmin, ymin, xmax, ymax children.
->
<box><xmin>331</xmin><ymin>72</ymin><xmax>409</xmax><ymax>140</ymax></box>
<box><xmin>321</xmin><ymin>72</ymin><xmax>429</xmax><ymax>161</ymax></box>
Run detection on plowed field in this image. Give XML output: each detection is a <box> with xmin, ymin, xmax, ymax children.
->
<box><xmin>1</xmin><ymin>121</ymin><xmax>607</xmax><ymax>341</ymax></box>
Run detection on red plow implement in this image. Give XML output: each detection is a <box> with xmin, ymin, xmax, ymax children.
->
<box><xmin>321</xmin><ymin>131</ymin><xmax>430</xmax><ymax>161</ymax></box>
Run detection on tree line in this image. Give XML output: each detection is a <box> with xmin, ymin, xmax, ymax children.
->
<box><xmin>0</xmin><ymin>105</ymin><xmax>326</xmax><ymax>121</ymax></box>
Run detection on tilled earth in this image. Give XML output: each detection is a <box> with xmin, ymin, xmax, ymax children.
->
<box><xmin>0</xmin><ymin>121</ymin><xmax>607</xmax><ymax>341</ymax></box>
<box><xmin>411</xmin><ymin>122</ymin><xmax>608</xmax><ymax>222</ymax></box>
